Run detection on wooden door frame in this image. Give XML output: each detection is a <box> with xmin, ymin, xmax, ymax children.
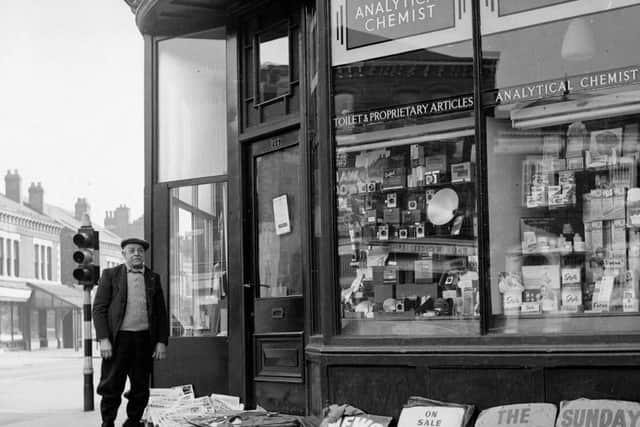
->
<box><xmin>227</xmin><ymin>1</ymin><xmax>314</xmax><ymax>411</ymax></box>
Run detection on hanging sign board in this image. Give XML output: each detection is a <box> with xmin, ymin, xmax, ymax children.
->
<box><xmin>475</xmin><ymin>403</ymin><xmax>557</xmax><ymax>427</ymax></box>
<box><xmin>555</xmin><ymin>399</ymin><xmax>640</xmax><ymax>427</ymax></box>
<box><xmin>331</xmin><ymin>0</ymin><xmax>472</xmax><ymax>65</ymax></box>
<box><xmin>272</xmin><ymin>195</ymin><xmax>291</xmax><ymax>236</ymax></box>
<box><xmin>481</xmin><ymin>0</ymin><xmax>640</xmax><ymax>36</ymax></box>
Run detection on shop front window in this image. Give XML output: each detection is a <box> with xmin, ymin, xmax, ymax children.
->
<box><xmin>169</xmin><ymin>182</ymin><xmax>228</xmax><ymax>337</ymax></box>
<box><xmin>158</xmin><ymin>27</ymin><xmax>227</xmax><ymax>182</ymax></box>
<box><xmin>482</xmin><ymin>3</ymin><xmax>640</xmax><ymax>334</ymax></box>
<box><xmin>332</xmin><ymin>0</ymin><xmax>480</xmax><ymax>335</ymax></box>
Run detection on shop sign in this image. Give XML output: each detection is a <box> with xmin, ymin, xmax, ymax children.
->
<box><xmin>345</xmin><ymin>0</ymin><xmax>455</xmax><ymax>49</ymax></box>
<box><xmin>481</xmin><ymin>0</ymin><xmax>640</xmax><ymax>36</ymax></box>
<box><xmin>332</xmin><ymin>0</ymin><xmax>472</xmax><ymax>65</ymax></box>
<box><xmin>475</xmin><ymin>403</ymin><xmax>557</xmax><ymax>427</ymax></box>
<box><xmin>332</xmin><ymin>0</ymin><xmax>640</xmax><ymax>66</ymax></box>
<box><xmin>333</xmin><ymin>94</ymin><xmax>473</xmax><ymax>129</ymax></box>
<box><xmin>556</xmin><ymin>399</ymin><xmax>640</xmax><ymax>427</ymax></box>
<box><xmin>484</xmin><ymin>65</ymin><xmax>640</xmax><ymax>106</ymax></box>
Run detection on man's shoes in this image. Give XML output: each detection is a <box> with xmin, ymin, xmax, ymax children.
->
<box><xmin>122</xmin><ymin>420</ymin><xmax>143</xmax><ymax>427</ymax></box>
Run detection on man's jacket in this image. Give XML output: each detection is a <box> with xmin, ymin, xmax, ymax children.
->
<box><xmin>93</xmin><ymin>264</ymin><xmax>169</xmax><ymax>346</ymax></box>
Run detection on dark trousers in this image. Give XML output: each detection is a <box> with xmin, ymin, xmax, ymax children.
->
<box><xmin>97</xmin><ymin>331</ymin><xmax>152</xmax><ymax>426</ymax></box>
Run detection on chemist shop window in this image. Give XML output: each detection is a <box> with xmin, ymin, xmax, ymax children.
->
<box><xmin>331</xmin><ymin>0</ymin><xmax>484</xmax><ymax>335</ymax></box>
<box><xmin>169</xmin><ymin>182</ymin><xmax>228</xmax><ymax>337</ymax></box>
<box><xmin>481</xmin><ymin>2</ymin><xmax>640</xmax><ymax>334</ymax></box>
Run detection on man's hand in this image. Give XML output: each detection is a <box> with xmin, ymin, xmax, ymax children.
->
<box><xmin>99</xmin><ymin>339</ymin><xmax>113</xmax><ymax>360</ymax></box>
<box><xmin>152</xmin><ymin>343</ymin><xmax>167</xmax><ymax>360</ymax></box>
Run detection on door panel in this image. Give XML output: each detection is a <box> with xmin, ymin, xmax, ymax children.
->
<box><xmin>246</xmin><ymin>130</ymin><xmax>305</xmax><ymax>414</ymax></box>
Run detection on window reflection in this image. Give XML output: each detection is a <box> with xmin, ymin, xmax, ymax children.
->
<box><xmin>170</xmin><ymin>183</ymin><xmax>227</xmax><ymax>337</ymax></box>
<box><xmin>258</xmin><ymin>27</ymin><xmax>290</xmax><ymax>102</ymax></box>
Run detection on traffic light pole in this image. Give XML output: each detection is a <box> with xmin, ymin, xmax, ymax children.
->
<box><xmin>83</xmin><ymin>284</ymin><xmax>94</xmax><ymax>411</ymax></box>
<box><xmin>73</xmin><ymin>214</ymin><xmax>100</xmax><ymax>412</ymax></box>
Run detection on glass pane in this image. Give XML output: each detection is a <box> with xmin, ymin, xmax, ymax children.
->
<box><xmin>258</xmin><ymin>27</ymin><xmax>289</xmax><ymax>102</ymax></box>
<box><xmin>0</xmin><ymin>304</ymin><xmax>9</xmax><ymax>345</ymax></box>
<box><xmin>158</xmin><ymin>27</ymin><xmax>227</xmax><ymax>182</ymax></box>
<box><xmin>484</xmin><ymin>5</ymin><xmax>640</xmax><ymax>334</ymax></box>
<box><xmin>12</xmin><ymin>304</ymin><xmax>21</xmax><ymax>342</ymax></box>
<box><xmin>255</xmin><ymin>145</ymin><xmax>302</xmax><ymax>297</ymax></box>
<box><xmin>169</xmin><ymin>182</ymin><xmax>228</xmax><ymax>337</ymax></box>
<box><xmin>332</xmin><ymin>37</ymin><xmax>480</xmax><ymax>335</ymax></box>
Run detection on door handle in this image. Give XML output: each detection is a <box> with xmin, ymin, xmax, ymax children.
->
<box><xmin>271</xmin><ymin>307</ymin><xmax>285</xmax><ymax>319</ymax></box>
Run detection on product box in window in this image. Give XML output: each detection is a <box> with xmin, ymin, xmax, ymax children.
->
<box><xmin>541</xmin><ymin>287</ymin><xmax>561</xmax><ymax>312</ymax></box>
<box><xmin>561</xmin><ymin>284</ymin><xmax>583</xmax><ymax>311</ymax></box>
<box><xmin>384</xmin><ymin>208</ymin><xmax>401</xmax><ymax>224</ymax></box>
<box><xmin>450</xmin><ymin>162</ymin><xmax>472</xmax><ymax>183</ymax></box>
<box><xmin>414</xmin><ymin>257</ymin><xmax>434</xmax><ymax>284</ymax></box>
<box><xmin>521</xmin><ymin>264</ymin><xmax>561</xmax><ymax>290</ymax></box>
<box><xmin>378</xmin><ymin>224</ymin><xmax>390</xmax><ymax>240</ymax></box>
<box><xmin>425</xmin><ymin>154</ymin><xmax>447</xmax><ymax>175</ymax></box>
<box><xmin>382</xmin><ymin>168</ymin><xmax>406</xmax><ymax>190</ymax></box>
<box><xmin>401</xmin><ymin>210</ymin><xmax>414</xmax><ymax>226</ymax></box>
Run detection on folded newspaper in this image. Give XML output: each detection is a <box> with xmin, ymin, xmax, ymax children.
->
<box><xmin>142</xmin><ymin>384</ymin><xmax>246</xmax><ymax>427</ymax></box>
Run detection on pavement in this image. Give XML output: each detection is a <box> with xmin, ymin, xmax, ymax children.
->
<box><xmin>0</xmin><ymin>348</ymin><xmax>128</xmax><ymax>427</ymax></box>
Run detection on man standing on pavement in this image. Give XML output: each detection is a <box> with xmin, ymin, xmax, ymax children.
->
<box><xmin>93</xmin><ymin>237</ymin><xmax>169</xmax><ymax>427</ymax></box>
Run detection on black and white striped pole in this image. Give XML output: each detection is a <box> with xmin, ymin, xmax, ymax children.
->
<box><xmin>73</xmin><ymin>214</ymin><xmax>100</xmax><ymax>411</ymax></box>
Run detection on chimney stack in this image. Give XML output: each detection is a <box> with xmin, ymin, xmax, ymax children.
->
<box><xmin>28</xmin><ymin>182</ymin><xmax>44</xmax><ymax>213</ymax></box>
<box><xmin>4</xmin><ymin>170</ymin><xmax>22</xmax><ymax>203</ymax></box>
<box><xmin>74</xmin><ymin>197</ymin><xmax>91</xmax><ymax>221</ymax></box>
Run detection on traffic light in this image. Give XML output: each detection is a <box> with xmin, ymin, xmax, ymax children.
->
<box><xmin>73</xmin><ymin>223</ymin><xmax>100</xmax><ymax>286</ymax></box>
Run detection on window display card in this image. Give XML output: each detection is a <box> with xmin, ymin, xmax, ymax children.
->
<box><xmin>562</xmin><ymin>284</ymin><xmax>582</xmax><ymax>311</ymax></box>
<box><xmin>591</xmin><ymin>221</ymin><xmax>604</xmax><ymax>249</ymax></box>
<box><xmin>522</xmin><ymin>265</ymin><xmax>561</xmax><ymax>290</ymax></box>
<box><xmin>590</xmin><ymin>127</ymin><xmax>623</xmax><ymax>159</ymax></box>
<box><xmin>593</xmin><ymin>276</ymin><xmax>615</xmax><ymax>311</ymax></box>
<box><xmin>272</xmin><ymin>195</ymin><xmax>291</xmax><ymax>235</ymax></box>
<box><xmin>561</xmin><ymin>268</ymin><xmax>581</xmax><ymax>285</ymax></box>
<box><xmin>613</xmin><ymin>219</ymin><xmax>627</xmax><ymax>250</ymax></box>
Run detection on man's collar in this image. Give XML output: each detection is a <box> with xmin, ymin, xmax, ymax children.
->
<box><xmin>126</xmin><ymin>265</ymin><xmax>145</xmax><ymax>274</ymax></box>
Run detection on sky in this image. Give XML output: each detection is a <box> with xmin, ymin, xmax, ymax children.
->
<box><xmin>0</xmin><ymin>0</ymin><xmax>144</xmax><ymax>225</ymax></box>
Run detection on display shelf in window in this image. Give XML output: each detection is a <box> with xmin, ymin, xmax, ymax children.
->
<box><xmin>337</xmin><ymin>131</ymin><xmax>478</xmax><ymax>322</ymax></box>
<box><xmin>500</xmin><ymin>114</ymin><xmax>640</xmax><ymax>319</ymax></box>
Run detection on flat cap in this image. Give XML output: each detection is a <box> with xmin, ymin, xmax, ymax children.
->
<box><xmin>121</xmin><ymin>237</ymin><xmax>150</xmax><ymax>251</ymax></box>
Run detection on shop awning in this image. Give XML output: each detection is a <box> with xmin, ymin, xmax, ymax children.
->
<box><xmin>26</xmin><ymin>282</ymin><xmax>83</xmax><ymax>309</ymax></box>
<box><xmin>0</xmin><ymin>280</ymin><xmax>32</xmax><ymax>303</ymax></box>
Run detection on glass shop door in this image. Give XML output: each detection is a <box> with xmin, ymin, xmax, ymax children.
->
<box><xmin>245</xmin><ymin>129</ymin><xmax>305</xmax><ymax>414</ymax></box>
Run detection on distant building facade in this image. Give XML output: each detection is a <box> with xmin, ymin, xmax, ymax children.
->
<box><xmin>0</xmin><ymin>170</ymin><xmax>130</xmax><ymax>350</ymax></box>
<box><xmin>0</xmin><ymin>171</ymin><xmax>67</xmax><ymax>350</ymax></box>
<box><xmin>104</xmin><ymin>204</ymin><xmax>143</xmax><ymax>239</ymax></box>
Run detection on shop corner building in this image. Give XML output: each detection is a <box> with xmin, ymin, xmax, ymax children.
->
<box><xmin>126</xmin><ymin>0</ymin><xmax>640</xmax><ymax>417</ymax></box>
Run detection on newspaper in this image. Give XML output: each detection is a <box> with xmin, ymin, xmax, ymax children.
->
<box><xmin>142</xmin><ymin>385</ymin><xmax>245</xmax><ymax>427</ymax></box>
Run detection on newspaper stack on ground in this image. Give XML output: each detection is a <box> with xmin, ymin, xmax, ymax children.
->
<box><xmin>142</xmin><ymin>385</ymin><xmax>245</xmax><ymax>427</ymax></box>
